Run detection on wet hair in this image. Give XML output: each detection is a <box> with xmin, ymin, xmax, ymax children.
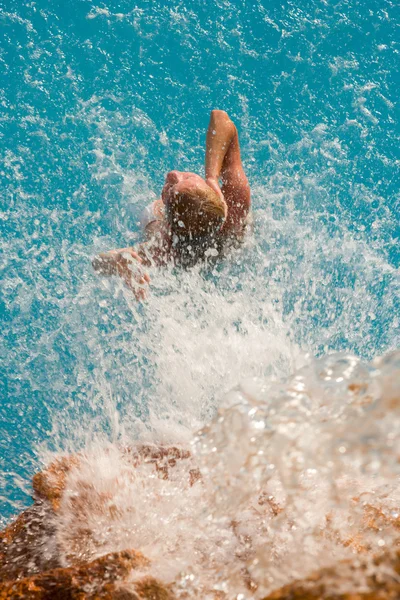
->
<box><xmin>164</xmin><ymin>186</ymin><xmax>225</xmax><ymax>268</ymax></box>
<box><xmin>166</xmin><ymin>185</ymin><xmax>226</xmax><ymax>237</ymax></box>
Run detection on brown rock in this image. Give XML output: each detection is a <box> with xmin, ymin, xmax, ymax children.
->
<box><xmin>31</xmin><ymin>446</ymin><xmax>196</xmax><ymax>518</ymax></box>
<box><xmin>54</xmin><ymin>446</ymin><xmax>197</xmax><ymax>565</ymax></box>
<box><xmin>362</xmin><ymin>503</ymin><xmax>400</xmax><ymax>534</ymax></box>
<box><xmin>0</xmin><ymin>549</ymin><xmax>151</xmax><ymax>600</ymax></box>
<box><xmin>258</xmin><ymin>492</ymin><xmax>283</xmax><ymax>516</ymax></box>
<box><xmin>133</xmin><ymin>577</ymin><xmax>175</xmax><ymax>600</ymax></box>
<box><xmin>0</xmin><ymin>447</ymin><xmax>188</xmax><ymax>600</ymax></box>
<box><xmin>122</xmin><ymin>445</ymin><xmax>193</xmax><ymax>483</ymax></box>
<box><xmin>0</xmin><ymin>503</ymin><xmax>59</xmax><ymax>582</ymax></box>
<box><xmin>32</xmin><ymin>455</ymin><xmax>81</xmax><ymax>512</ymax></box>
<box><xmin>0</xmin><ymin>446</ymin><xmax>194</xmax><ymax>573</ymax></box>
<box><xmin>262</xmin><ymin>550</ymin><xmax>400</xmax><ymax>600</ymax></box>
<box><xmin>0</xmin><ymin>455</ymin><xmax>86</xmax><ymax>581</ymax></box>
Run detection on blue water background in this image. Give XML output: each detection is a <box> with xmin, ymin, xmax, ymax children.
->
<box><xmin>1</xmin><ymin>0</ymin><xmax>399</xmax><ymax>521</ymax></box>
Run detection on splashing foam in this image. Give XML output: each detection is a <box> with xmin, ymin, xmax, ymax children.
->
<box><xmin>42</xmin><ymin>349</ymin><xmax>399</xmax><ymax>599</ymax></box>
<box><xmin>7</xmin><ymin>103</ymin><xmax>396</xmax><ymax>594</ymax></box>
<box><xmin>140</xmin><ymin>258</ymin><xmax>299</xmax><ymax>442</ymax></box>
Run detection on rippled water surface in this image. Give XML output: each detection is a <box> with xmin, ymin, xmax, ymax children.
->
<box><xmin>0</xmin><ymin>0</ymin><xmax>399</xmax><ymax>594</ymax></box>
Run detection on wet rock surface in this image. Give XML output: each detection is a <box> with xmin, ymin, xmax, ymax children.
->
<box><xmin>2</xmin><ymin>444</ymin><xmax>400</xmax><ymax>599</ymax></box>
<box><xmin>0</xmin><ymin>446</ymin><xmax>184</xmax><ymax>599</ymax></box>
<box><xmin>0</xmin><ymin>503</ymin><xmax>59</xmax><ymax>581</ymax></box>
<box><xmin>0</xmin><ymin>551</ymin><xmax>170</xmax><ymax>599</ymax></box>
<box><xmin>262</xmin><ymin>549</ymin><xmax>400</xmax><ymax>600</ymax></box>
<box><xmin>32</xmin><ymin>455</ymin><xmax>81</xmax><ymax>512</ymax></box>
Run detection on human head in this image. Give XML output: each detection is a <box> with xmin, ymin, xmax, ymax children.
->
<box><xmin>162</xmin><ymin>171</ymin><xmax>227</xmax><ymax>238</ymax></box>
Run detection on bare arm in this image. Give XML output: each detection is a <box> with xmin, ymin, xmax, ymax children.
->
<box><xmin>92</xmin><ymin>230</ymin><xmax>172</xmax><ymax>299</ymax></box>
<box><xmin>92</xmin><ymin>247</ymin><xmax>151</xmax><ymax>300</ymax></box>
<box><xmin>205</xmin><ymin>110</ymin><xmax>237</xmax><ymax>188</ymax></box>
<box><xmin>205</xmin><ymin>110</ymin><xmax>250</xmax><ymax>233</ymax></box>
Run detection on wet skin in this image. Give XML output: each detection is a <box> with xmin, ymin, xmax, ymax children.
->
<box><xmin>93</xmin><ymin>110</ymin><xmax>250</xmax><ymax>299</ymax></box>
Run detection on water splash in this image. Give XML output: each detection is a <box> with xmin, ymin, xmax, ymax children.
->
<box><xmin>1</xmin><ymin>9</ymin><xmax>399</xmax><ymax>599</ymax></box>
<box><xmin>28</xmin><ymin>350</ymin><xmax>400</xmax><ymax>599</ymax></box>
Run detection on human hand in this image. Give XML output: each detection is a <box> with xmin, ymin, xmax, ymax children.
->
<box><xmin>111</xmin><ymin>248</ymin><xmax>151</xmax><ymax>301</ymax></box>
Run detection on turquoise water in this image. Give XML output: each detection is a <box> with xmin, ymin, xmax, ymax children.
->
<box><xmin>1</xmin><ymin>0</ymin><xmax>399</xmax><ymax>523</ymax></box>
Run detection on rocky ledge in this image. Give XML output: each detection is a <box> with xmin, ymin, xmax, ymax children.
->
<box><xmin>1</xmin><ymin>445</ymin><xmax>400</xmax><ymax>599</ymax></box>
<box><xmin>0</xmin><ymin>446</ymin><xmax>189</xmax><ymax>600</ymax></box>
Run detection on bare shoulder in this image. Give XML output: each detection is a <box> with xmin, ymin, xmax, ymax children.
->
<box><xmin>138</xmin><ymin>223</ymin><xmax>172</xmax><ymax>267</ymax></box>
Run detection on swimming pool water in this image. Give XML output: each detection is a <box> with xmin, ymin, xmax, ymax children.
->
<box><xmin>0</xmin><ymin>0</ymin><xmax>399</xmax><ymax>522</ymax></box>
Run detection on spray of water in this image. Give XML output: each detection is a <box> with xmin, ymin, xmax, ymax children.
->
<box><xmin>28</xmin><ymin>349</ymin><xmax>399</xmax><ymax>599</ymax></box>
<box><xmin>1</xmin><ymin>3</ymin><xmax>399</xmax><ymax>597</ymax></box>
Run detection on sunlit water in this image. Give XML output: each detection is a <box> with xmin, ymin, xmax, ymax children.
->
<box><xmin>0</xmin><ymin>0</ymin><xmax>399</xmax><ymax>596</ymax></box>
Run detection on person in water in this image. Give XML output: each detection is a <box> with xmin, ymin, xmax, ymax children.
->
<box><xmin>92</xmin><ymin>110</ymin><xmax>251</xmax><ymax>299</ymax></box>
